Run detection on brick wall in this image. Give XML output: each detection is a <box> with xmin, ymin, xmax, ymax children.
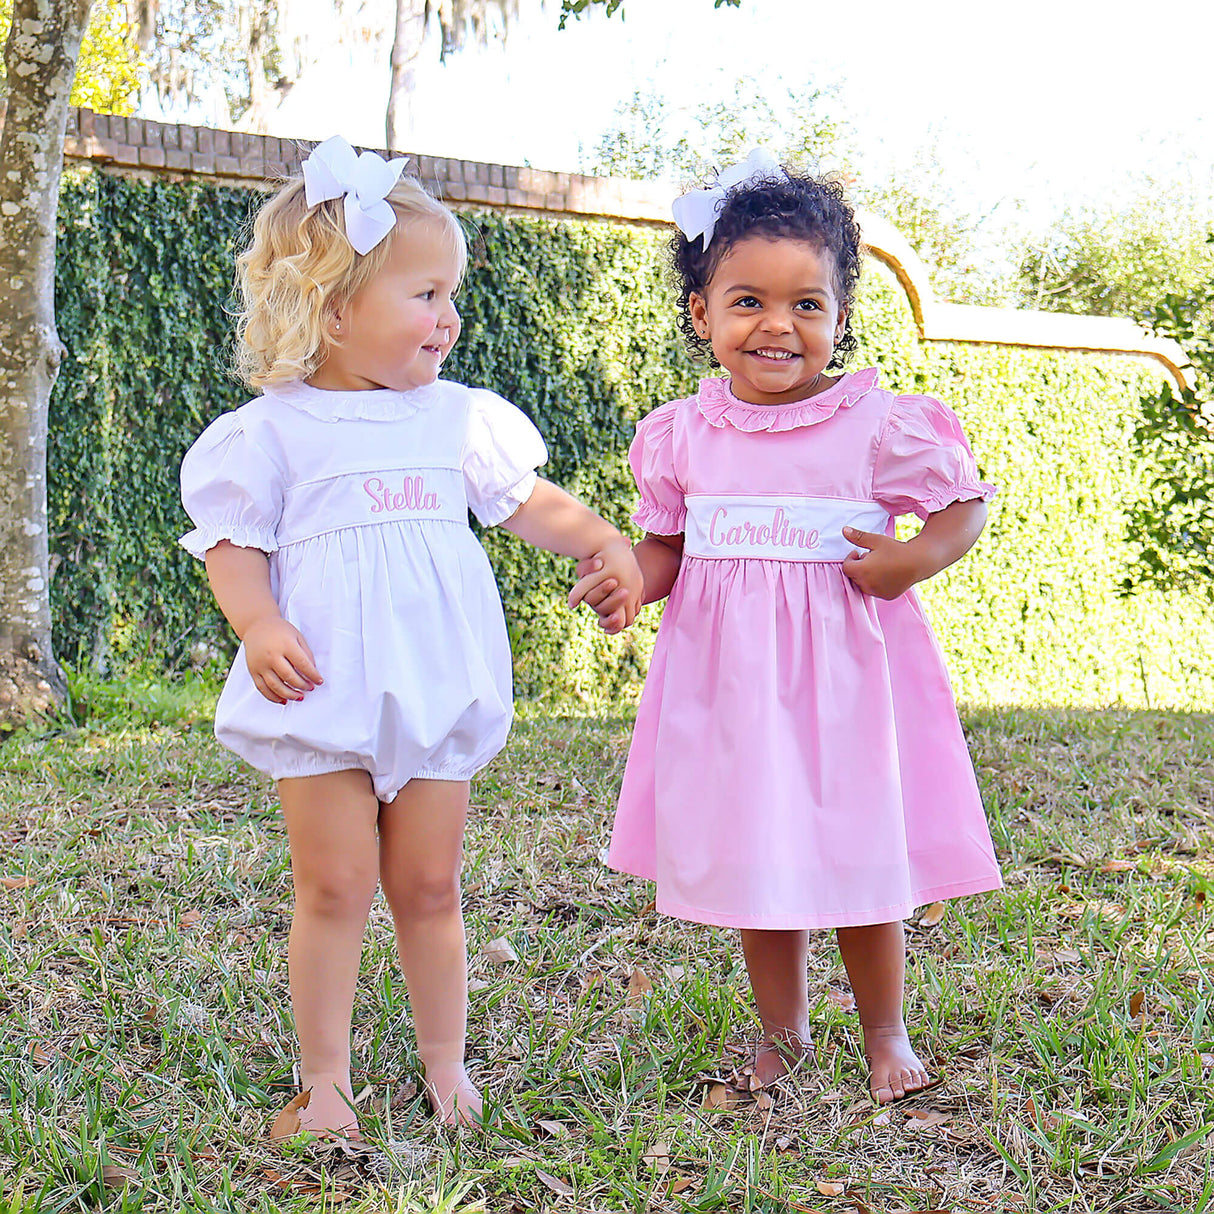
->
<box><xmin>59</xmin><ymin>107</ymin><xmax>670</xmax><ymax>224</ymax></box>
<box><xmin>0</xmin><ymin>103</ymin><xmax>1186</xmax><ymax>384</ymax></box>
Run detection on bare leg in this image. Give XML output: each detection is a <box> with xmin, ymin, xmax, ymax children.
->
<box><xmin>378</xmin><ymin>778</ymin><xmax>480</xmax><ymax>1126</ymax></box>
<box><xmin>836</xmin><ymin>920</ymin><xmax>933</xmax><ymax>1103</ymax></box>
<box><xmin>279</xmin><ymin>770</ymin><xmax>380</xmax><ymax>1137</ymax></box>
<box><xmin>739</xmin><ymin>928</ymin><xmax>813</xmax><ymax>1086</ymax></box>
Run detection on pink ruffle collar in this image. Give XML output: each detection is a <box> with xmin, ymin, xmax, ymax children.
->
<box><xmin>265</xmin><ymin>378</ymin><xmax>439</xmax><ymax>422</ymax></box>
<box><xmin>696</xmin><ymin>367</ymin><xmax>880</xmax><ymax>433</ymax></box>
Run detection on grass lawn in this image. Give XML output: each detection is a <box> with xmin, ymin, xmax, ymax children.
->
<box><xmin>2</xmin><ymin>686</ymin><xmax>1213</xmax><ymax>1212</ymax></box>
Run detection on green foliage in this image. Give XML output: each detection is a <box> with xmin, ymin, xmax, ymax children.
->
<box><xmin>582</xmin><ymin>78</ymin><xmax>843</xmax><ymax>185</ymax></box>
<box><xmin>0</xmin><ymin>0</ymin><xmax>141</xmax><ymax>115</ymax></box>
<box><xmin>47</xmin><ymin>168</ymin><xmax>1214</xmax><ymax>711</ymax></box>
<box><xmin>849</xmin><ymin>267</ymin><xmax>1214</xmax><ymax>709</ymax></box>
<box><xmin>1123</xmin><ymin>247</ymin><xmax>1214</xmax><ymax>596</ymax></box>
<box><xmin>1017</xmin><ymin>177</ymin><xmax>1214</xmax><ymax>318</ymax></box>
<box><xmin>851</xmin><ymin>145</ymin><xmax>1017</xmax><ymax>306</ymax></box>
<box><xmin>559</xmin><ymin>0</ymin><xmax>738</xmax><ymax>29</ymax></box>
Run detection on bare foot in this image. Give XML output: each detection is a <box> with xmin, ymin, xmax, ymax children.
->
<box><xmin>424</xmin><ymin>1064</ymin><xmax>483</xmax><ymax>1127</ymax></box>
<box><xmin>752</xmin><ymin>1029</ymin><xmax>813</xmax><ymax>1089</ymax></box>
<box><xmin>862</xmin><ymin>1023</ymin><xmax>935</xmax><ymax>1104</ymax></box>
<box><xmin>297</xmin><ymin>1074</ymin><xmax>361</xmax><ymax>1139</ymax></box>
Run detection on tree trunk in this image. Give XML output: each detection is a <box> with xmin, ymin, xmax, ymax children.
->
<box><xmin>0</xmin><ymin>0</ymin><xmax>93</xmax><ymax>730</ymax></box>
<box><xmin>387</xmin><ymin>0</ymin><xmax>426</xmax><ymax>151</ymax></box>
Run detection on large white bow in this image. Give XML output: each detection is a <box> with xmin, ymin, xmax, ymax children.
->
<box><xmin>302</xmin><ymin>135</ymin><xmax>411</xmax><ymax>256</ymax></box>
<box><xmin>671</xmin><ymin>147</ymin><xmax>784</xmax><ymax>250</ymax></box>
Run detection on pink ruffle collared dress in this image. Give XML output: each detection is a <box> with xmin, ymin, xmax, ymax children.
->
<box><xmin>607</xmin><ymin>367</ymin><xmax>1003</xmax><ymax>930</ymax></box>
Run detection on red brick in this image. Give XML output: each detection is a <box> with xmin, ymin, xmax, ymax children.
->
<box><xmin>444</xmin><ymin>180</ymin><xmax>468</xmax><ymax>201</ymax></box>
<box><xmin>487</xmin><ymin>185</ymin><xmax>507</xmax><ymax>206</ymax></box>
<box><xmin>126</xmin><ymin>117</ymin><xmax>146</xmax><ymax>145</ymax></box>
<box><xmin>165</xmin><ymin>148</ymin><xmax>192</xmax><ymax>172</ymax></box>
<box><xmin>215</xmin><ymin>155</ymin><xmax>241</xmax><ymax>175</ymax></box>
<box><xmin>214</xmin><ymin>129</ymin><xmax>231</xmax><ymax>155</ymax></box>
<box><xmin>197</xmin><ymin>127</ymin><xmax>214</xmax><ymax>154</ymax></box>
<box><xmin>82</xmin><ymin>137</ymin><xmax>119</xmax><ymax>163</ymax></box>
<box><xmin>138</xmin><ymin>146</ymin><xmax>167</xmax><ymax>168</ymax></box>
<box><xmin>191</xmin><ymin>152</ymin><xmax>216</xmax><ymax>174</ymax></box>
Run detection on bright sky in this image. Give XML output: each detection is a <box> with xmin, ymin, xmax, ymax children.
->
<box><xmin>225</xmin><ymin>0</ymin><xmax>1214</xmax><ymax>233</ymax></box>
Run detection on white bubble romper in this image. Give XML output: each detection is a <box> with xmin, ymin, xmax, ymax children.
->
<box><xmin>180</xmin><ymin>378</ymin><xmax>547</xmax><ymax>801</ymax></box>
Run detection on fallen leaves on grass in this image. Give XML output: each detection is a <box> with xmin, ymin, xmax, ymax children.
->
<box><xmin>626</xmin><ymin>967</ymin><xmax>654</xmax><ymax>1005</ymax></box>
<box><xmin>701</xmin><ymin>1083</ymin><xmax>739</xmax><ymax>1111</ymax></box>
<box><xmin>815</xmin><ymin>1178</ymin><xmax>846</xmax><ymax>1196</ymax></box>
<box><xmin>827</xmin><ymin>986</ymin><xmax>857</xmax><ymax>1012</ymax></box>
<box><xmin>28</xmin><ymin>1041</ymin><xmax>51</xmax><ymax>1066</ymax></box>
<box><xmin>536</xmin><ymin>1119</ymin><xmax>569</xmax><ymax>1138</ymax></box>
<box><xmin>100</xmin><ymin>1164</ymin><xmax>140</xmax><ymax>1188</ymax></box>
<box><xmin>269</xmin><ymin>1089</ymin><xmax>311</xmax><ymax>1140</ymax></box>
<box><xmin>482</xmin><ymin>936</ymin><xmax>520</xmax><ymax>966</ymax></box>
<box><xmin>1</xmin><ymin>875</ymin><xmax>35</xmax><ymax>890</ymax></box>
<box><xmin>535</xmin><ymin>1169</ymin><xmax>574</xmax><ymax>1197</ymax></box>
<box><xmin>642</xmin><ymin>1139</ymin><xmax>670</xmax><ymax>1172</ymax></box>
<box><xmin>917</xmin><ymin>902</ymin><xmax>947</xmax><ymax>928</ymax></box>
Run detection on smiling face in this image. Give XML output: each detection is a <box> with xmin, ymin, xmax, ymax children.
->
<box><xmin>689</xmin><ymin>235</ymin><xmax>848</xmax><ymax>406</ymax></box>
<box><xmin>309</xmin><ymin>218</ymin><xmax>463</xmax><ymax>393</ymax></box>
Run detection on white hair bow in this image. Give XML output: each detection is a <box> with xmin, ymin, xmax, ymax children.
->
<box><xmin>671</xmin><ymin>147</ymin><xmax>784</xmax><ymax>250</ymax></box>
<box><xmin>302</xmin><ymin>135</ymin><xmax>410</xmax><ymax>256</ymax></box>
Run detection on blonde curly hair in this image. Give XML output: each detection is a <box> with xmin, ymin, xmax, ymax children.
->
<box><xmin>234</xmin><ymin>173</ymin><xmax>467</xmax><ymax>388</ymax></box>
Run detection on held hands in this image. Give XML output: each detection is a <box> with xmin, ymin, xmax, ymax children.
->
<box><xmin>568</xmin><ymin>537</ymin><xmax>644</xmax><ymax>634</ymax></box>
<box><xmin>243</xmin><ymin>615</ymin><xmax>324</xmax><ymax>704</ymax></box>
<box><xmin>840</xmin><ymin>526</ymin><xmax>926</xmax><ymax>600</ymax></box>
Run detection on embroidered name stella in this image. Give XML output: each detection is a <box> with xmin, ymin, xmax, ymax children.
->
<box><xmin>363</xmin><ymin>475</ymin><xmax>440</xmax><ymax>514</ymax></box>
<box><xmin>707</xmin><ymin>505</ymin><xmax>820</xmax><ymax>550</ymax></box>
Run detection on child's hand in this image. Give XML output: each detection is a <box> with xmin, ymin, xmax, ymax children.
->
<box><xmin>243</xmin><ymin>615</ymin><xmax>323</xmax><ymax>704</ymax></box>
<box><xmin>568</xmin><ymin>537</ymin><xmax>644</xmax><ymax>634</ymax></box>
<box><xmin>842</xmin><ymin>502</ymin><xmax>989</xmax><ymax>600</ymax></box>
<box><xmin>840</xmin><ymin>527</ymin><xmax>925</xmax><ymax>600</ymax></box>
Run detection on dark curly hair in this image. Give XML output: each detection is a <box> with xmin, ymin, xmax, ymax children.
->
<box><xmin>671</xmin><ymin>167</ymin><xmax>862</xmax><ymax>370</ymax></box>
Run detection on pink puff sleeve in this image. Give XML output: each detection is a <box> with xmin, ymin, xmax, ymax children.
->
<box><xmin>179</xmin><ymin>410</ymin><xmax>285</xmax><ymax>558</ymax></box>
<box><xmin>629</xmin><ymin>402</ymin><xmax>686</xmax><ymax>534</ymax></box>
<box><xmin>872</xmin><ymin>394</ymin><xmax>997</xmax><ymax>521</ymax></box>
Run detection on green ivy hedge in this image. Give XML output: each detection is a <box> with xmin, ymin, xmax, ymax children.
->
<box><xmin>48</xmin><ymin>168</ymin><xmax>1214</xmax><ymax>710</ymax></box>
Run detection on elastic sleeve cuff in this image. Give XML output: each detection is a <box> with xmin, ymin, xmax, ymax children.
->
<box><xmin>912</xmin><ymin>480</ymin><xmax>998</xmax><ymax>521</ymax></box>
<box><xmin>632</xmin><ymin>502</ymin><xmax>686</xmax><ymax>535</ymax></box>
<box><xmin>178</xmin><ymin>525</ymin><xmax>280</xmax><ymax>560</ymax></box>
<box><xmin>472</xmin><ymin>470</ymin><xmax>539</xmax><ymax>527</ymax></box>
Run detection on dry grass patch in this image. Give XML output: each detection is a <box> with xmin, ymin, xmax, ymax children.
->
<box><xmin>1</xmin><ymin>703</ymin><xmax>1213</xmax><ymax>1211</ymax></box>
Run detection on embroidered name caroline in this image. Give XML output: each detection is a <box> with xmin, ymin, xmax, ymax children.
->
<box><xmin>708</xmin><ymin>505</ymin><xmax>820</xmax><ymax>551</ymax></box>
<box><xmin>363</xmin><ymin>475</ymin><xmax>440</xmax><ymax>514</ymax></box>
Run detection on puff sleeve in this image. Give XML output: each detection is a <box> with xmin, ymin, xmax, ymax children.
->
<box><xmin>629</xmin><ymin>402</ymin><xmax>685</xmax><ymax>534</ymax></box>
<box><xmin>461</xmin><ymin>388</ymin><xmax>549</xmax><ymax>526</ymax></box>
<box><xmin>872</xmin><ymin>394</ymin><xmax>997</xmax><ymax>521</ymax></box>
<box><xmin>179</xmin><ymin>411</ymin><xmax>285</xmax><ymax>559</ymax></box>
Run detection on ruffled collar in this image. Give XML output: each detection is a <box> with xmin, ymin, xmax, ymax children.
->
<box><xmin>696</xmin><ymin>367</ymin><xmax>880</xmax><ymax>433</ymax></box>
<box><xmin>264</xmin><ymin>378</ymin><xmax>441</xmax><ymax>422</ymax></box>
